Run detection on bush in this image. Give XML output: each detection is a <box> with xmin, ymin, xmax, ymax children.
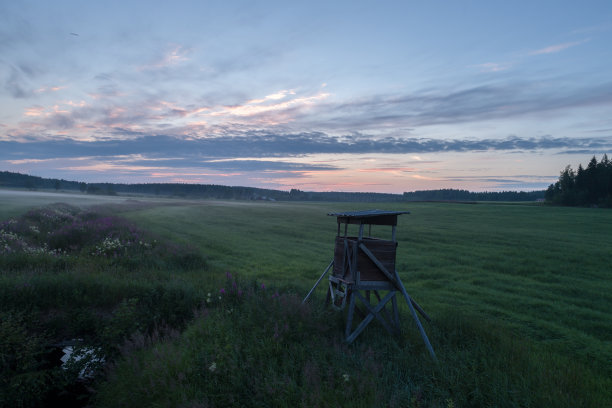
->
<box><xmin>0</xmin><ymin>312</ymin><xmax>59</xmax><ymax>408</ymax></box>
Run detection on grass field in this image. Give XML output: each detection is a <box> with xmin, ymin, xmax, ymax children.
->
<box><xmin>1</xmin><ymin>189</ymin><xmax>611</xmax><ymax>407</ymax></box>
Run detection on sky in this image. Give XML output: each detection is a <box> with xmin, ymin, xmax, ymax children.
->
<box><xmin>1</xmin><ymin>0</ymin><xmax>612</xmax><ymax>193</ymax></box>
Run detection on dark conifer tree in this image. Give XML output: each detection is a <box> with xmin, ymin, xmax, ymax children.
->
<box><xmin>546</xmin><ymin>155</ymin><xmax>612</xmax><ymax>207</ymax></box>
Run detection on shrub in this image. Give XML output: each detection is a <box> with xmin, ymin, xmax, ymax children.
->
<box><xmin>0</xmin><ymin>312</ymin><xmax>59</xmax><ymax>408</ymax></box>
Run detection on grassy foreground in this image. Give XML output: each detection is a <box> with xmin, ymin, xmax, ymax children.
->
<box><xmin>1</xmin><ymin>191</ymin><xmax>611</xmax><ymax>407</ymax></box>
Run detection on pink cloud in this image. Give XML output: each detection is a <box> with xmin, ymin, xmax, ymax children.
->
<box><xmin>34</xmin><ymin>85</ymin><xmax>66</xmax><ymax>93</ymax></box>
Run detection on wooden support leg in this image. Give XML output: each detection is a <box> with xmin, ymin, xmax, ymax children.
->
<box><xmin>392</xmin><ymin>293</ymin><xmax>400</xmax><ymax>333</ymax></box>
<box><xmin>410</xmin><ymin>297</ymin><xmax>432</xmax><ymax>322</ymax></box>
<box><xmin>395</xmin><ymin>274</ymin><xmax>437</xmax><ymax>361</ymax></box>
<box><xmin>345</xmin><ymin>290</ymin><xmax>356</xmax><ymax>339</ymax></box>
<box><xmin>303</xmin><ymin>259</ymin><xmax>334</xmax><ymax>304</ymax></box>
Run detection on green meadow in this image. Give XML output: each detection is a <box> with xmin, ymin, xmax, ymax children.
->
<box><xmin>1</xmin><ymin>190</ymin><xmax>611</xmax><ymax>407</ymax></box>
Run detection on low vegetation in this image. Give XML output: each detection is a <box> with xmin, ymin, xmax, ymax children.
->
<box><xmin>1</xmin><ymin>194</ymin><xmax>611</xmax><ymax>407</ymax></box>
<box><xmin>1</xmin><ymin>203</ymin><xmax>207</xmax><ymax>407</ymax></box>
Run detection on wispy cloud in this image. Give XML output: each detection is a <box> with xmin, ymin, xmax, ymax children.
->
<box><xmin>34</xmin><ymin>85</ymin><xmax>66</xmax><ymax>93</ymax></box>
<box><xmin>138</xmin><ymin>44</ymin><xmax>192</xmax><ymax>70</ymax></box>
<box><xmin>472</xmin><ymin>62</ymin><xmax>512</xmax><ymax>73</ymax></box>
<box><xmin>211</xmin><ymin>91</ymin><xmax>330</xmax><ymax>120</ymax></box>
<box><xmin>529</xmin><ymin>39</ymin><xmax>588</xmax><ymax>55</ymax></box>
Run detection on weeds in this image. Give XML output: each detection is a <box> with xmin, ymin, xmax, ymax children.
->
<box><xmin>0</xmin><ymin>203</ymin><xmax>206</xmax><ymax>271</ymax></box>
<box><xmin>0</xmin><ymin>203</ymin><xmax>209</xmax><ymax>407</ymax></box>
<box><xmin>95</xmin><ymin>274</ymin><xmax>610</xmax><ymax>408</ymax></box>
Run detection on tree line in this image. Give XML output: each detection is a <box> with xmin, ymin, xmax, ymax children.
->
<box><xmin>402</xmin><ymin>189</ymin><xmax>544</xmax><ymax>202</ymax></box>
<box><xmin>545</xmin><ymin>155</ymin><xmax>612</xmax><ymax>207</ymax></box>
<box><xmin>1</xmin><ymin>170</ymin><xmax>544</xmax><ymax>203</ymax></box>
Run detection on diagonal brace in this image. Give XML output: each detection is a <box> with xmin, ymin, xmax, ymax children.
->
<box><xmin>346</xmin><ymin>290</ymin><xmax>396</xmax><ymax>343</ymax></box>
<box><xmin>354</xmin><ymin>291</ymin><xmax>397</xmax><ymax>336</ymax></box>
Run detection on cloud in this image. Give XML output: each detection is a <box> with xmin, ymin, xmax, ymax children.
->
<box><xmin>3</xmin><ymin>134</ymin><xmax>611</xmax><ymax>162</ymax></box>
<box><xmin>307</xmin><ymin>81</ymin><xmax>612</xmax><ymax>132</ymax></box>
<box><xmin>529</xmin><ymin>40</ymin><xmax>588</xmax><ymax>55</ymax></box>
<box><xmin>7</xmin><ymin>87</ymin><xmax>331</xmax><ymax>139</ymax></box>
<box><xmin>472</xmin><ymin>62</ymin><xmax>512</xmax><ymax>73</ymax></box>
<box><xmin>3</xmin><ymin>133</ymin><xmax>607</xmax><ymax>192</ymax></box>
<box><xmin>138</xmin><ymin>44</ymin><xmax>192</xmax><ymax>71</ymax></box>
<box><xmin>6</xmin><ymin>74</ymin><xmax>612</xmax><ymax>146</ymax></box>
<box><xmin>211</xmin><ymin>91</ymin><xmax>329</xmax><ymax>120</ymax></box>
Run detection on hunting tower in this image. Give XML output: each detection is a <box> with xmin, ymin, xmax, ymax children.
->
<box><xmin>303</xmin><ymin>210</ymin><xmax>436</xmax><ymax>359</ymax></box>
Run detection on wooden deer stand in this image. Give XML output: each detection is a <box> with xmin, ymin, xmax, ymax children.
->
<box><xmin>303</xmin><ymin>210</ymin><xmax>436</xmax><ymax>360</ymax></box>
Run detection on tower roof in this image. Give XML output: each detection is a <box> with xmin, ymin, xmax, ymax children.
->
<box><xmin>328</xmin><ymin>209</ymin><xmax>409</xmax><ymax>226</ymax></box>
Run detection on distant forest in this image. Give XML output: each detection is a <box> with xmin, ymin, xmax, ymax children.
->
<box><xmin>0</xmin><ymin>170</ymin><xmax>545</xmax><ymax>203</ymax></box>
<box><xmin>545</xmin><ymin>155</ymin><xmax>612</xmax><ymax>207</ymax></box>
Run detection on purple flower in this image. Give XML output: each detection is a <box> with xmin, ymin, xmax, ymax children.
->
<box><xmin>225</xmin><ymin>271</ymin><xmax>233</xmax><ymax>280</ymax></box>
<box><xmin>219</xmin><ymin>288</ymin><xmax>226</xmax><ymax>294</ymax></box>
<box><xmin>261</xmin><ymin>283</ymin><xmax>266</xmax><ymax>290</ymax></box>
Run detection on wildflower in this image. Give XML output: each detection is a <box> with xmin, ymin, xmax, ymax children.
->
<box><xmin>342</xmin><ymin>373</ymin><xmax>350</xmax><ymax>382</ymax></box>
<box><xmin>208</xmin><ymin>362</ymin><xmax>217</xmax><ymax>372</ymax></box>
<box><xmin>261</xmin><ymin>283</ymin><xmax>266</xmax><ymax>290</ymax></box>
<box><xmin>219</xmin><ymin>288</ymin><xmax>226</xmax><ymax>294</ymax></box>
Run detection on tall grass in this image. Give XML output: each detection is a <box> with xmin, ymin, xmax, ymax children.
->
<box><xmin>95</xmin><ymin>275</ymin><xmax>610</xmax><ymax>408</ymax></box>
